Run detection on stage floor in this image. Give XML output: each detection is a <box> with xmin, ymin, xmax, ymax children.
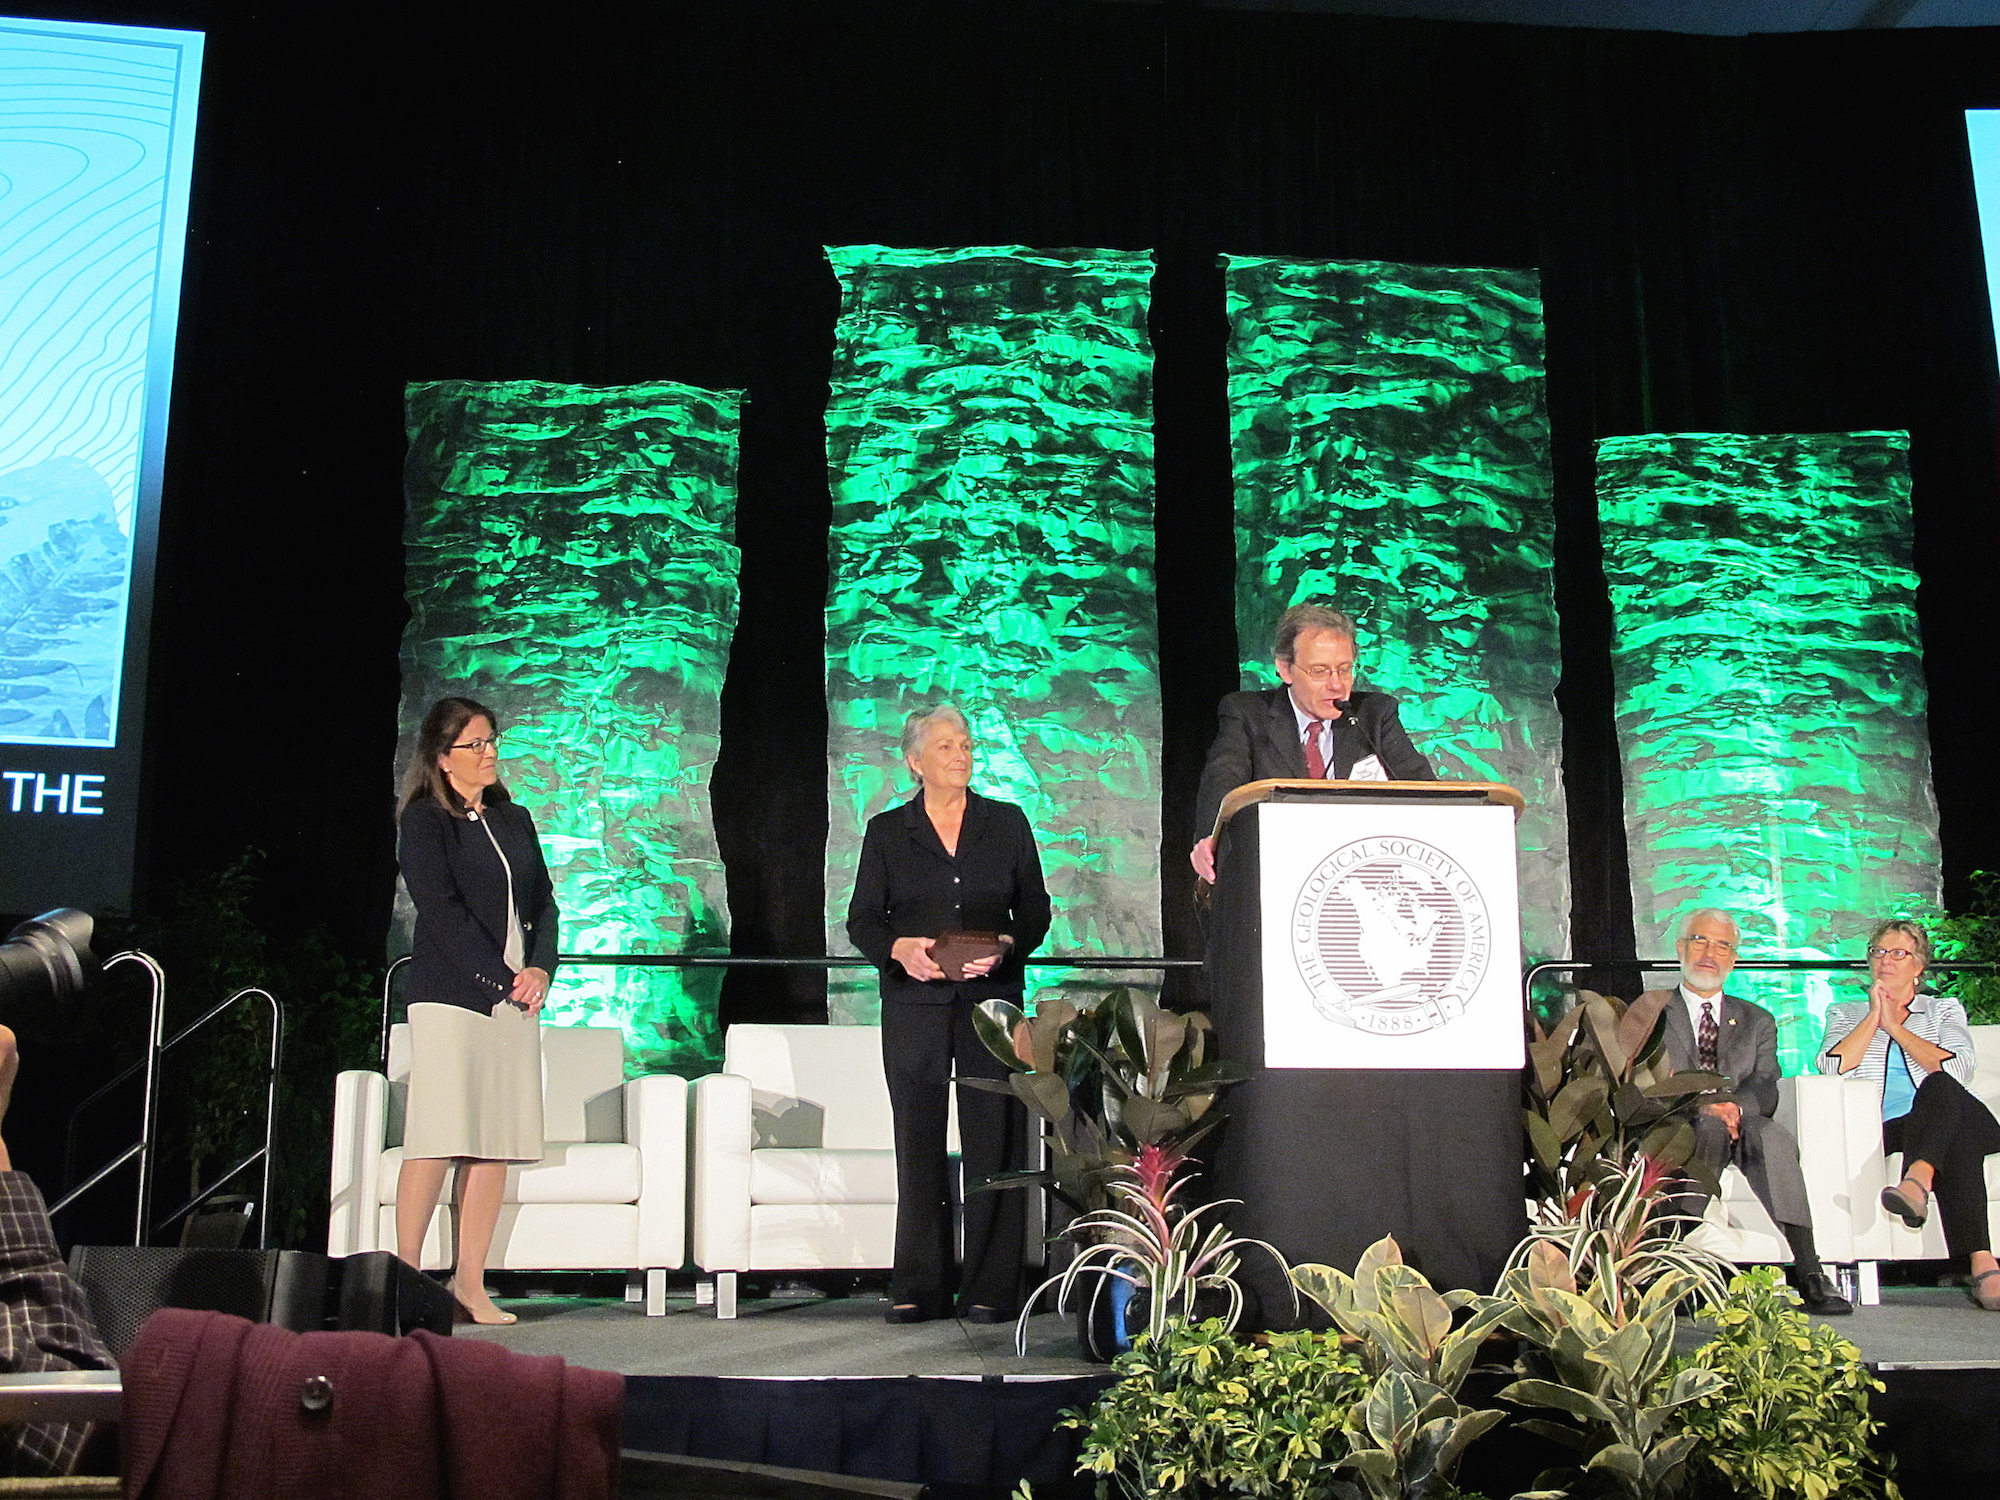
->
<box><xmin>460</xmin><ymin>1288</ymin><xmax>1103</xmax><ymax>1378</ymax></box>
<box><xmin>458</xmin><ymin>1283</ymin><xmax>2000</xmax><ymax>1377</ymax></box>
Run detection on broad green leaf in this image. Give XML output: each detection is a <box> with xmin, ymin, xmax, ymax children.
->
<box><xmin>1524</xmin><ymin>1108</ymin><xmax>1564</xmax><ymax>1170</ymax></box>
<box><xmin>971</xmin><ymin>999</ymin><xmax>1033</xmax><ymax>1072</ymax></box>
<box><xmin>1388</xmin><ymin>1284</ymin><xmax>1452</xmax><ymax>1358</ymax></box>
<box><xmin>1498</xmin><ymin>1378</ymin><xmax>1616</xmax><ymax>1427</ymax></box>
<box><xmin>1582</xmin><ymin>992</ymin><xmax>1628</xmax><ymax>1076</ymax></box>
<box><xmin>1547</xmin><ymin>1076</ymin><xmax>1610</xmax><ymax>1140</ymax></box>
<box><xmin>1290</xmin><ymin>1264</ymin><xmax>1351</xmax><ymax>1320</ymax></box>
<box><xmin>1615</xmin><ymin>988</ymin><xmax>1672</xmax><ymax>1063</ymax></box>
<box><xmin>1584</xmin><ymin>1443</ymin><xmax>1645</xmax><ymax>1482</ymax></box>
<box><xmin>1363</xmin><ymin>1374</ymin><xmax>1421</xmax><ymax>1447</ymax></box>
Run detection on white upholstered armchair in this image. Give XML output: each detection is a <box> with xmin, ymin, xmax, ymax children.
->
<box><xmin>1684</xmin><ymin>1072</ymin><xmax>1859</xmax><ymax>1267</ymax></box>
<box><xmin>1793</xmin><ymin>1022</ymin><xmax>2000</xmax><ymax>1301</ymax></box>
<box><xmin>692</xmin><ymin>1023</ymin><xmax>942</xmax><ymax>1319</ymax></box>
<box><xmin>329</xmin><ymin>1022</ymin><xmax>687</xmax><ymax>1314</ymax></box>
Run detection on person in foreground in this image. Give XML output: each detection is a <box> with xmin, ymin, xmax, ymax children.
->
<box><xmin>1190</xmin><ymin>602</ymin><xmax>1433</xmax><ymax>883</ymax></box>
<box><xmin>0</xmin><ymin>1024</ymin><xmax>116</xmax><ymax>1477</ymax></box>
<box><xmin>1638</xmin><ymin>909</ymin><xmax>1850</xmax><ymax>1314</ymax></box>
<box><xmin>847</xmin><ymin>705</ymin><xmax>1051</xmax><ymax>1324</ymax></box>
<box><xmin>395</xmin><ymin>695</ymin><xmax>559</xmax><ymax>1326</ymax></box>
<box><xmin>1819</xmin><ymin>919</ymin><xmax>2000</xmax><ymax>1310</ymax></box>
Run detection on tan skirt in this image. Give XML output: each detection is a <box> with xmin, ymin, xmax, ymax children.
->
<box><xmin>402</xmin><ymin>1001</ymin><xmax>545</xmax><ymax>1162</ymax></box>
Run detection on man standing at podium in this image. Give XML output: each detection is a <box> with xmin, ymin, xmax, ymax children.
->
<box><xmin>1639</xmin><ymin>908</ymin><xmax>1852</xmax><ymax>1315</ymax></box>
<box><xmin>1190</xmin><ymin>603</ymin><xmax>1434</xmax><ymax>882</ymax></box>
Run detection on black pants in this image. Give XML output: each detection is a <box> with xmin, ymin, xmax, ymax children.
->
<box><xmin>1885</xmin><ymin>1070</ymin><xmax>2000</xmax><ymax>1260</ymax></box>
<box><xmin>881</xmin><ymin>998</ymin><xmax>1030</xmax><ymax>1314</ymax></box>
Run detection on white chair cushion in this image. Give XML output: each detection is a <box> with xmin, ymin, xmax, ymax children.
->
<box><xmin>748</xmin><ymin>1148</ymin><xmax>898</xmax><ymax>1206</ymax></box>
<box><xmin>376</xmin><ymin>1143</ymin><xmax>640</xmax><ymax>1205</ymax></box>
<box><xmin>725</xmin><ymin>1024</ymin><xmax>897</xmax><ymax>1150</ymax></box>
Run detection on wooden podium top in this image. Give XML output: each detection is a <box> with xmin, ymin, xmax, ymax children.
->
<box><xmin>1213</xmin><ymin>778</ymin><xmax>1524</xmax><ymax>840</ymax></box>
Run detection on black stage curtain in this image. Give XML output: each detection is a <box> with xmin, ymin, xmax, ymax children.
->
<box><xmin>621</xmin><ymin>1373</ymin><xmax>1113</xmax><ymax>1499</ymax></box>
<box><xmin>20</xmin><ymin>2</ymin><xmax>1996</xmax><ymax>1028</ymax></box>
<box><xmin>616</xmin><ymin>1366</ymin><xmax>1998</xmax><ymax>1499</ymax></box>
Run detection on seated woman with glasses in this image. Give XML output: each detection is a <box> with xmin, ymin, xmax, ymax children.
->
<box><xmin>1818</xmin><ymin>919</ymin><xmax>2000</xmax><ymax>1310</ymax></box>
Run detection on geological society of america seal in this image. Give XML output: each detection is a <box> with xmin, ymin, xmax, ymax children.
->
<box><xmin>1289</xmin><ymin>835</ymin><xmax>1493</xmax><ymax>1036</ymax></box>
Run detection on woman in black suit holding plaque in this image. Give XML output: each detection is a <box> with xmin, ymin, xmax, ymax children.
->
<box><xmin>395</xmin><ymin>695</ymin><xmax>559</xmax><ymax>1326</ymax></box>
<box><xmin>847</xmin><ymin>704</ymin><xmax>1052</xmax><ymax>1324</ymax></box>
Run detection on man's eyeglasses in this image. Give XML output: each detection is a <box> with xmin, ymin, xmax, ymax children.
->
<box><xmin>1293</xmin><ymin>664</ymin><xmax>1356</xmax><ymax>684</ymax></box>
<box><xmin>450</xmin><ymin>735</ymin><xmax>501</xmax><ymax>753</ymax></box>
<box><xmin>1868</xmin><ymin>946</ymin><xmax>1918</xmax><ymax>961</ymax></box>
<box><xmin>1682</xmin><ymin>934</ymin><xmax>1737</xmax><ymax>954</ymax></box>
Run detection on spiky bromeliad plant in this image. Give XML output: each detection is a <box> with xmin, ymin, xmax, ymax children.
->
<box><xmin>966</xmin><ymin>988</ymin><xmax>1283</xmax><ymax>1350</ymax></box>
<box><xmin>1016</xmin><ymin>1139</ymin><xmax>1288</xmax><ymax>1355</ymax></box>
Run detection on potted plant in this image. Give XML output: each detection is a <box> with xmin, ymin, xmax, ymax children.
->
<box><xmin>1524</xmin><ymin>989</ymin><xmax>1728</xmax><ymax>1209</ymax></box>
<box><xmin>1065</xmin><ymin>1316</ymin><xmax>1367</xmax><ymax>1500</ymax></box>
<box><xmin>968</xmin><ymin>988</ymin><xmax>1277</xmax><ymax>1356</ymax></box>
<box><xmin>1290</xmin><ymin>1235</ymin><xmax>1513</xmax><ymax>1500</ymax></box>
<box><xmin>1492</xmin><ymin>1155</ymin><xmax>1734</xmax><ymax>1499</ymax></box>
<box><xmin>1674</xmin><ymin>1266</ymin><xmax>1903</xmax><ymax>1500</ymax></box>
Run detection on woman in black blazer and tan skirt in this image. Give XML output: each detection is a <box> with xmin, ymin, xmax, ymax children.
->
<box><xmin>395</xmin><ymin>695</ymin><xmax>559</xmax><ymax>1325</ymax></box>
<box><xmin>847</xmin><ymin>704</ymin><xmax>1051</xmax><ymax>1324</ymax></box>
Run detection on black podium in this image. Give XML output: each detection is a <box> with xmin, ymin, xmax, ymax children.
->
<box><xmin>1202</xmin><ymin>779</ymin><xmax>1529</xmax><ymax>1316</ymax></box>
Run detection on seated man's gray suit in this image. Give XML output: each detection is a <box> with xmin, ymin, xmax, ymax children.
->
<box><xmin>1639</xmin><ymin>987</ymin><xmax>1810</xmax><ymax>1230</ymax></box>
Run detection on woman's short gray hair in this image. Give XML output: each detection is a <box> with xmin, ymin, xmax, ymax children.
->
<box><xmin>901</xmin><ymin>703</ymin><xmax>970</xmax><ymax>762</ymax></box>
<box><xmin>1866</xmin><ymin>918</ymin><xmax>1931</xmax><ymax>967</ymax></box>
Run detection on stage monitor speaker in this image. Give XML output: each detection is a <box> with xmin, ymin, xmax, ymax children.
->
<box><xmin>65</xmin><ymin>1246</ymin><xmax>332</xmax><ymax>1356</ymax></box>
<box><xmin>334</xmin><ymin>1250</ymin><xmax>456</xmax><ymax>1337</ymax></box>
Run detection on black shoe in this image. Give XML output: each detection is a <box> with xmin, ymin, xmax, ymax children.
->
<box><xmin>961</xmin><ymin>1305</ymin><xmax>1010</xmax><ymax>1325</ymax></box>
<box><xmin>884</xmin><ymin>1303</ymin><xmax>934</xmax><ymax>1325</ymax></box>
<box><xmin>1795</xmin><ymin>1272</ymin><xmax>1854</xmax><ymax>1316</ymax></box>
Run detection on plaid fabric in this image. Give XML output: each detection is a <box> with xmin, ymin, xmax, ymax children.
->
<box><xmin>0</xmin><ymin>1172</ymin><xmax>115</xmax><ymax>1477</ymax></box>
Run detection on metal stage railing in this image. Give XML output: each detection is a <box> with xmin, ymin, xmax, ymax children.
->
<box><xmin>378</xmin><ymin>951</ymin><xmax>1204</xmax><ymax>1064</ymax></box>
<box><xmin>375</xmin><ymin>950</ymin><xmax>2000</xmax><ymax>1067</ymax></box>
<box><xmin>1526</xmin><ymin>955</ymin><xmax>2000</xmax><ymax>994</ymax></box>
<box><xmin>55</xmin><ymin>964</ymin><xmax>285</xmax><ymax>1249</ymax></box>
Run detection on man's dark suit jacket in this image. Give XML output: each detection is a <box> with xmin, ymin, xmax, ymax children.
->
<box><xmin>1191</xmin><ymin>686</ymin><xmax>1434</xmax><ymax>844</ymax></box>
<box><xmin>847</xmin><ymin>790</ymin><xmax>1052</xmax><ymax>1006</ymax></box>
<box><xmin>399</xmin><ymin>793</ymin><xmax>560</xmax><ymax>1012</ymax></box>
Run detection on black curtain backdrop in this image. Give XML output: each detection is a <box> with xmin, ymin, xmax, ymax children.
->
<box><xmin>17</xmin><ymin>1</ymin><xmax>1997</xmax><ymax>1032</ymax></box>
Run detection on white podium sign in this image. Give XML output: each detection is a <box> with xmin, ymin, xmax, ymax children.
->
<box><xmin>1257</xmin><ymin>799</ymin><xmax>1523</xmax><ymax>1070</ymax></box>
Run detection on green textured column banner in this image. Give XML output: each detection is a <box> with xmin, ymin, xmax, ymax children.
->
<box><xmin>1222</xmin><ymin>255</ymin><xmax>1570</xmax><ymax>962</ymax></box>
<box><xmin>823</xmin><ymin>245</ymin><xmax>1162</xmax><ymax>1024</ymax></box>
<box><xmin>399</xmin><ymin>379</ymin><xmax>743</xmax><ymax>1072</ymax></box>
<box><xmin>1598</xmin><ymin>431</ymin><xmax>1941</xmax><ymax>1074</ymax></box>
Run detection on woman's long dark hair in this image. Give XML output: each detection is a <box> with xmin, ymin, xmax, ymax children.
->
<box><xmin>398</xmin><ymin>695</ymin><xmax>514</xmax><ymax>814</ymax></box>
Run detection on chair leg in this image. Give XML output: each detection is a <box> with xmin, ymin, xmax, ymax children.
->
<box><xmin>625</xmin><ymin>1273</ymin><xmax>643</xmax><ymax>1304</ymax></box>
<box><xmin>715</xmin><ymin>1270</ymin><xmax>738</xmax><ymax>1320</ymax></box>
<box><xmin>1858</xmin><ymin>1260</ymin><xmax>1881</xmax><ymax>1306</ymax></box>
<box><xmin>646</xmin><ymin>1267</ymin><xmax>667</xmax><ymax>1317</ymax></box>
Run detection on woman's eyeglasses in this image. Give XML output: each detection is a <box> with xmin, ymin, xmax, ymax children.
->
<box><xmin>1868</xmin><ymin>946</ymin><xmax>1917</xmax><ymax>961</ymax></box>
<box><xmin>450</xmin><ymin>735</ymin><xmax>501</xmax><ymax>753</ymax></box>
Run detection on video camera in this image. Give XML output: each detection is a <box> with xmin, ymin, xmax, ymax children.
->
<box><xmin>0</xmin><ymin>909</ymin><xmax>99</xmax><ymax>1023</ymax></box>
